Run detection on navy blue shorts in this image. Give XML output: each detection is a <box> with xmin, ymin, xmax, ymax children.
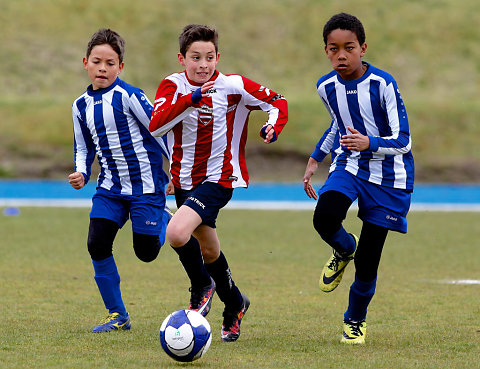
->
<box><xmin>174</xmin><ymin>182</ymin><xmax>233</xmax><ymax>228</ymax></box>
<box><xmin>90</xmin><ymin>188</ymin><xmax>168</xmax><ymax>243</ymax></box>
<box><xmin>318</xmin><ymin>169</ymin><xmax>412</xmax><ymax>233</ymax></box>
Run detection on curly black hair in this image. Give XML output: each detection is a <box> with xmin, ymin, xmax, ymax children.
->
<box><xmin>323</xmin><ymin>13</ymin><xmax>365</xmax><ymax>45</ymax></box>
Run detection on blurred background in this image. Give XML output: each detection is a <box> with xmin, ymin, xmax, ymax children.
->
<box><xmin>1</xmin><ymin>0</ymin><xmax>479</xmax><ymax>183</ymax></box>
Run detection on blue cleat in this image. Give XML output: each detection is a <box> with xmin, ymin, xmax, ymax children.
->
<box><xmin>92</xmin><ymin>312</ymin><xmax>131</xmax><ymax>333</ymax></box>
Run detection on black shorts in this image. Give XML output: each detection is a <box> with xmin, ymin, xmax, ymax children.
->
<box><xmin>174</xmin><ymin>182</ymin><xmax>233</xmax><ymax>228</ymax></box>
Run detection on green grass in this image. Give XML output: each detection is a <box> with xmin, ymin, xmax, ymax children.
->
<box><xmin>1</xmin><ymin>207</ymin><xmax>480</xmax><ymax>368</ymax></box>
<box><xmin>0</xmin><ymin>0</ymin><xmax>479</xmax><ymax>179</ymax></box>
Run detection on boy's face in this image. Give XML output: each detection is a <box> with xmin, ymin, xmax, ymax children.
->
<box><xmin>325</xmin><ymin>29</ymin><xmax>367</xmax><ymax>81</ymax></box>
<box><xmin>83</xmin><ymin>44</ymin><xmax>124</xmax><ymax>90</ymax></box>
<box><xmin>178</xmin><ymin>41</ymin><xmax>219</xmax><ymax>84</ymax></box>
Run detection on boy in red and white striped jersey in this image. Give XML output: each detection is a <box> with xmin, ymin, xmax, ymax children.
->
<box><xmin>149</xmin><ymin>24</ymin><xmax>288</xmax><ymax>342</ymax></box>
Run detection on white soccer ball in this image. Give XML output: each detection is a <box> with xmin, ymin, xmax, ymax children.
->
<box><xmin>159</xmin><ymin>309</ymin><xmax>212</xmax><ymax>362</ymax></box>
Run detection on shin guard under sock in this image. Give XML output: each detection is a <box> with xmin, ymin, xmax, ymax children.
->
<box><xmin>344</xmin><ymin>276</ymin><xmax>377</xmax><ymax>322</ymax></box>
<box><xmin>92</xmin><ymin>256</ymin><xmax>127</xmax><ymax>315</ymax></box>
<box><xmin>172</xmin><ymin>236</ymin><xmax>211</xmax><ymax>289</ymax></box>
<box><xmin>205</xmin><ymin>252</ymin><xmax>242</xmax><ymax>310</ymax></box>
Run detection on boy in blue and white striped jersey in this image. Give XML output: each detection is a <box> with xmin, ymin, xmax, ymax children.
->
<box><xmin>303</xmin><ymin>13</ymin><xmax>414</xmax><ymax>344</ymax></box>
<box><xmin>68</xmin><ymin>29</ymin><xmax>171</xmax><ymax>333</ymax></box>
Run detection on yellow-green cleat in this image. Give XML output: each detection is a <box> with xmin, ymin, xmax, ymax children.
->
<box><xmin>319</xmin><ymin>234</ymin><xmax>358</xmax><ymax>292</ymax></box>
<box><xmin>92</xmin><ymin>312</ymin><xmax>131</xmax><ymax>333</ymax></box>
<box><xmin>341</xmin><ymin>319</ymin><xmax>366</xmax><ymax>344</ymax></box>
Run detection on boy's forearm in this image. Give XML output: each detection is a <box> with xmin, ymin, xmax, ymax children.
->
<box><xmin>149</xmin><ymin>93</ymin><xmax>194</xmax><ymax>136</ymax></box>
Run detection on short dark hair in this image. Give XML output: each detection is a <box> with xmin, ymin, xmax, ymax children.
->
<box><xmin>86</xmin><ymin>28</ymin><xmax>125</xmax><ymax>63</ymax></box>
<box><xmin>179</xmin><ymin>24</ymin><xmax>218</xmax><ymax>56</ymax></box>
<box><xmin>323</xmin><ymin>13</ymin><xmax>365</xmax><ymax>45</ymax></box>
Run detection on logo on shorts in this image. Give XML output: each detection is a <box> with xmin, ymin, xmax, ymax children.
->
<box><xmin>198</xmin><ymin>104</ymin><xmax>213</xmax><ymax>125</ymax></box>
<box><xmin>386</xmin><ymin>215</ymin><xmax>398</xmax><ymax>222</ymax></box>
<box><xmin>145</xmin><ymin>220</ymin><xmax>157</xmax><ymax>226</ymax></box>
<box><xmin>188</xmin><ymin>196</ymin><xmax>205</xmax><ymax>209</ymax></box>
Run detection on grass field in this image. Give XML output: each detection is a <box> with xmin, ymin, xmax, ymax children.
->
<box><xmin>1</xmin><ymin>207</ymin><xmax>479</xmax><ymax>368</ymax></box>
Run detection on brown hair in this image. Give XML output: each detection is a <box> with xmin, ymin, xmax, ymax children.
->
<box><xmin>86</xmin><ymin>28</ymin><xmax>125</xmax><ymax>63</ymax></box>
<box><xmin>178</xmin><ymin>24</ymin><xmax>218</xmax><ymax>56</ymax></box>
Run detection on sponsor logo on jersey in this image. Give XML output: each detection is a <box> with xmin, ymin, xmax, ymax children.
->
<box><xmin>228</xmin><ymin>176</ymin><xmax>238</xmax><ymax>181</ymax></box>
<box><xmin>94</xmin><ymin>100</ymin><xmax>103</xmax><ymax>105</ymax></box>
<box><xmin>198</xmin><ymin>104</ymin><xmax>214</xmax><ymax>125</ymax></box>
<box><xmin>346</xmin><ymin>90</ymin><xmax>357</xmax><ymax>95</ymax></box>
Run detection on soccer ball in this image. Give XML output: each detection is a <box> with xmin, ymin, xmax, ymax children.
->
<box><xmin>159</xmin><ymin>309</ymin><xmax>212</xmax><ymax>362</ymax></box>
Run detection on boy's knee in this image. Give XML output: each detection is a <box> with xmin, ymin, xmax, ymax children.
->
<box><xmin>313</xmin><ymin>211</ymin><xmax>342</xmax><ymax>238</ymax></box>
<box><xmin>87</xmin><ymin>218</ymin><xmax>118</xmax><ymax>260</ymax></box>
<box><xmin>166</xmin><ymin>223</ymin><xmax>190</xmax><ymax>247</ymax></box>
<box><xmin>133</xmin><ymin>233</ymin><xmax>161</xmax><ymax>262</ymax></box>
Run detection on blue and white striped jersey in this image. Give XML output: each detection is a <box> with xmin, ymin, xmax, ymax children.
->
<box><xmin>72</xmin><ymin>78</ymin><xmax>169</xmax><ymax>195</ymax></box>
<box><xmin>313</xmin><ymin>62</ymin><xmax>414</xmax><ymax>191</ymax></box>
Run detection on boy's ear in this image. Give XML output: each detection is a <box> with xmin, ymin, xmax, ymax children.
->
<box><xmin>83</xmin><ymin>57</ymin><xmax>88</xmax><ymax>70</ymax></box>
<box><xmin>360</xmin><ymin>43</ymin><xmax>367</xmax><ymax>57</ymax></box>
<box><xmin>118</xmin><ymin>62</ymin><xmax>124</xmax><ymax>74</ymax></box>
<box><xmin>177</xmin><ymin>52</ymin><xmax>186</xmax><ymax>67</ymax></box>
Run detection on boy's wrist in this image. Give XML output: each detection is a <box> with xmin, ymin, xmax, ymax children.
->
<box><xmin>191</xmin><ymin>88</ymin><xmax>202</xmax><ymax>104</ymax></box>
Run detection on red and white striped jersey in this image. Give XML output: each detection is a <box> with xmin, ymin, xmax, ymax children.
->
<box><xmin>149</xmin><ymin>70</ymin><xmax>288</xmax><ymax>190</ymax></box>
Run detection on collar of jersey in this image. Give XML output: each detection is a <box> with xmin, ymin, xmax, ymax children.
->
<box><xmin>334</xmin><ymin>61</ymin><xmax>372</xmax><ymax>85</ymax></box>
<box><xmin>86</xmin><ymin>77</ymin><xmax>120</xmax><ymax>97</ymax></box>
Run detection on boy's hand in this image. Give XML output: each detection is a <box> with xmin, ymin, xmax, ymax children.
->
<box><xmin>260</xmin><ymin>124</ymin><xmax>277</xmax><ymax>143</ymax></box>
<box><xmin>68</xmin><ymin>172</ymin><xmax>85</xmax><ymax>189</ymax></box>
<box><xmin>166</xmin><ymin>181</ymin><xmax>175</xmax><ymax>195</ymax></box>
<box><xmin>303</xmin><ymin>157</ymin><xmax>319</xmax><ymax>200</ymax></box>
<box><xmin>192</xmin><ymin>81</ymin><xmax>216</xmax><ymax>104</ymax></box>
<box><xmin>340</xmin><ymin>126</ymin><xmax>370</xmax><ymax>151</ymax></box>
<box><xmin>201</xmin><ymin>80</ymin><xmax>215</xmax><ymax>95</ymax></box>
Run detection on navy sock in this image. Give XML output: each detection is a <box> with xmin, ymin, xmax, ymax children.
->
<box><xmin>344</xmin><ymin>276</ymin><xmax>377</xmax><ymax>322</ymax></box>
<box><xmin>205</xmin><ymin>252</ymin><xmax>243</xmax><ymax>311</ymax></box>
<box><xmin>330</xmin><ymin>228</ymin><xmax>356</xmax><ymax>256</ymax></box>
<box><xmin>92</xmin><ymin>256</ymin><xmax>127</xmax><ymax>315</ymax></box>
<box><xmin>172</xmin><ymin>236</ymin><xmax>211</xmax><ymax>289</ymax></box>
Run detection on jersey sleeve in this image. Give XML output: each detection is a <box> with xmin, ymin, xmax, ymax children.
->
<box><xmin>368</xmin><ymin>80</ymin><xmax>412</xmax><ymax>155</ymax></box>
<box><xmin>149</xmin><ymin>78</ymin><xmax>196</xmax><ymax>137</ymax></box>
<box><xmin>128</xmin><ymin>89</ymin><xmax>170</xmax><ymax>160</ymax></box>
<box><xmin>240</xmin><ymin>76</ymin><xmax>288</xmax><ymax>139</ymax></box>
<box><xmin>72</xmin><ymin>102</ymin><xmax>95</xmax><ymax>184</ymax></box>
<box><xmin>311</xmin><ymin>120</ymin><xmax>338</xmax><ymax>162</ymax></box>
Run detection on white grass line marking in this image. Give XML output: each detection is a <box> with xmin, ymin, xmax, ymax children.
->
<box><xmin>442</xmin><ymin>280</ymin><xmax>480</xmax><ymax>285</ymax></box>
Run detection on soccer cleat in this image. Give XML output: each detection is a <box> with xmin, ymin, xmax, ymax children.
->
<box><xmin>319</xmin><ymin>234</ymin><xmax>358</xmax><ymax>292</ymax></box>
<box><xmin>92</xmin><ymin>312</ymin><xmax>131</xmax><ymax>333</ymax></box>
<box><xmin>221</xmin><ymin>293</ymin><xmax>250</xmax><ymax>342</ymax></box>
<box><xmin>341</xmin><ymin>319</ymin><xmax>366</xmax><ymax>344</ymax></box>
<box><xmin>189</xmin><ymin>278</ymin><xmax>216</xmax><ymax>317</ymax></box>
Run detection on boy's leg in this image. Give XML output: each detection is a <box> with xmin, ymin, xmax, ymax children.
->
<box><xmin>341</xmin><ymin>221</ymin><xmax>388</xmax><ymax>344</ymax></box>
<box><xmin>313</xmin><ymin>190</ymin><xmax>355</xmax><ymax>256</ymax></box>
<box><xmin>205</xmin><ymin>252</ymin><xmax>249</xmax><ymax>342</ymax></box>
<box><xmin>314</xmin><ymin>190</ymin><xmax>357</xmax><ymax>292</ymax></box>
<box><xmin>194</xmin><ymin>225</ymin><xmax>249</xmax><ymax>342</ymax></box>
<box><xmin>195</xmin><ymin>225</ymin><xmax>250</xmax><ymax>342</ymax></box>
<box><xmin>168</xmin><ymin>205</ymin><xmax>215</xmax><ymax>316</ymax></box>
<box><xmin>88</xmin><ymin>218</ymin><xmax>130</xmax><ymax>332</ymax></box>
